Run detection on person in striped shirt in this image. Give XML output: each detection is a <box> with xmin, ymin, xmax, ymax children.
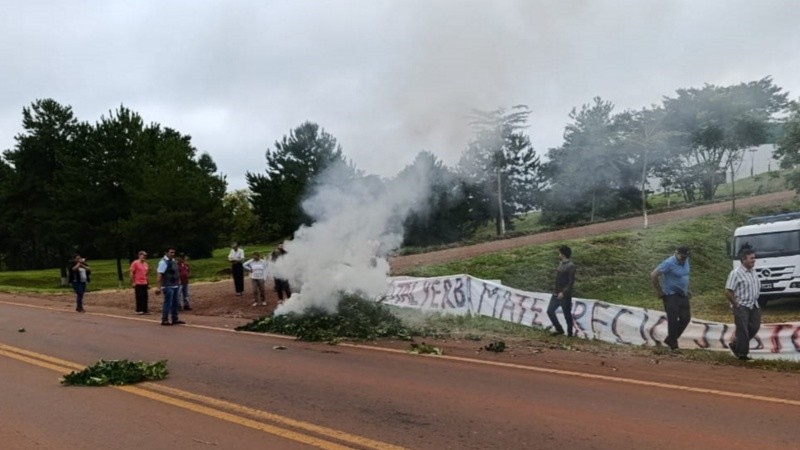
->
<box><xmin>724</xmin><ymin>248</ymin><xmax>761</xmax><ymax>361</ymax></box>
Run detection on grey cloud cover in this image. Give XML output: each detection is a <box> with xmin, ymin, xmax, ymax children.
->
<box><xmin>2</xmin><ymin>0</ymin><xmax>799</xmax><ymax>189</ymax></box>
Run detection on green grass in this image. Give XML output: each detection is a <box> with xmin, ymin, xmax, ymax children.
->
<box><xmin>648</xmin><ymin>169</ymin><xmax>789</xmax><ymax>210</ymax></box>
<box><xmin>404</xmin><ymin>202</ymin><xmax>800</xmax><ymax>324</ymax></box>
<box><xmin>0</xmin><ymin>244</ymin><xmax>282</xmax><ymax>293</ymax></box>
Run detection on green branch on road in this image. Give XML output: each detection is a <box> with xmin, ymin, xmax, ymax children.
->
<box><xmin>60</xmin><ymin>359</ymin><xmax>168</xmax><ymax>386</ymax></box>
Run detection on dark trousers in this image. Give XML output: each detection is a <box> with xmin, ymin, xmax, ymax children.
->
<box><xmin>662</xmin><ymin>294</ymin><xmax>691</xmax><ymax>348</ymax></box>
<box><xmin>134</xmin><ymin>284</ymin><xmax>149</xmax><ymax>313</ymax></box>
<box><xmin>232</xmin><ymin>262</ymin><xmax>244</xmax><ymax>293</ymax></box>
<box><xmin>72</xmin><ymin>281</ymin><xmax>86</xmax><ymax>310</ymax></box>
<box><xmin>274</xmin><ymin>278</ymin><xmax>291</xmax><ymax>301</ymax></box>
<box><xmin>547</xmin><ymin>294</ymin><xmax>573</xmax><ymax>336</ymax></box>
<box><xmin>731</xmin><ymin>305</ymin><xmax>761</xmax><ymax>357</ymax></box>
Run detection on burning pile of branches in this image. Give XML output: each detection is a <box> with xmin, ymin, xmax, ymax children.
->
<box><xmin>237</xmin><ymin>293</ymin><xmax>414</xmax><ymax>342</ymax></box>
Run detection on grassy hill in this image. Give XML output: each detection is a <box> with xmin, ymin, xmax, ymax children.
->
<box><xmin>403</xmin><ymin>202</ymin><xmax>800</xmax><ymax>324</ymax></box>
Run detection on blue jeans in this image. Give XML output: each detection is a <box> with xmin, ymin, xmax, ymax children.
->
<box><xmin>180</xmin><ymin>284</ymin><xmax>190</xmax><ymax>307</ymax></box>
<box><xmin>161</xmin><ymin>287</ymin><xmax>180</xmax><ymax>323</ymax></box>
<box><xmin>72</xmin><ymin>281</ymin><xmax>86</xmax><ymax>310</ymax></box>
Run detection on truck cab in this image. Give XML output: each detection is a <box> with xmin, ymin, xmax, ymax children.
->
<box><xmin>731</xmin><ymin>212</ymin><xmax>800</xmax><ymax>307</ymax></box>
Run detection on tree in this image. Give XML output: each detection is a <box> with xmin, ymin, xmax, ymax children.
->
<box><xmin>458</xmin><ymin>105</ymin><xmax>545</xmax><ymax>236</ymax></box>
<box><xmin>92</xmin><ymin>107</ymin><xmax>228</xmax><ymax>261</ymax></box>
<box><xmin>617</xmin><ymin>106</ymin><xmax>676</xmax><ymax>228</ymax></box>
<box><xmin>775</xmin><ymin>99</ymin><xmax>800</xmax><ymax>191</ymax></box>
<box><xmin>120</xmin><ymin>124</ymin><xmax>227</xmax><ymax>259</ymax></box>
<box><xmin>0</xmin><ymin>101</ymin><xmax>227</xmax><ymax>275</ymax></box>
<box><xmin>399</xmin><ymin>151</ymin><xmax>481</xmax><ymax>246</ymax></box>
<box><xmin>542</xmin><ymin>97</ymin><xmax>638</xmax><ymax>225</ymax></box>
<box><xmin>662</xmin><ymin>77</ymin><xmax>788</xmax><ymax>205</ymax></box>
<box><xmin>89</xmin><ymin>106</ymin><xmax>148</xmax><ymax>284</ymax></box>
<box><xmin>220</xmin><ymin>189</ymin><xmax>262</xmax><ymax>245</ymax></box>
<box><xmin>0</xmin><ymin>99</ymin><xmax>86</xmax><ymax>272</ymax></box>
<box><xmin>0</xmin><ymin>158</ymin><xmax>13</xmax><ymax>269</ymax></box>
<box><xmin>247</xmin><ymin>122</ymin><xmax>351</xmax><ymax>240</ymax></box>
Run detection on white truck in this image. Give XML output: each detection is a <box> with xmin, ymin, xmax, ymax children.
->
<box><xmin>730</xmin><ymin>212</ymin><xmax>800</xmax><ymax>307</ymax></box>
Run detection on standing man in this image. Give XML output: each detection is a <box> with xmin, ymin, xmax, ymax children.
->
<box><xmin>130</xmin><ymin>250</ymin><xmax>150</xmax><ymax>315</ymax></box>
<box><xmin>228</xmin><ymin>242</ymin><xmax>245</xmax><ymax>297</ymax></box>
<box><xmin>68</xmin><ymin>254</ymin><xmax>90</xmax><ymax>313</ymax></box>
<box><xmin>243</xmin><ymin>252</ymin><xmax>269</xmax><ymax>307</ymax></box>
<box><xmin>271</xmin><ymin>244</ymin><xmax>291</xmax><ymax>302</ymax></box>
<box><xmin>651</xmin><ymin>246</ymin><xmax>692</xmax><ymax>350</ymax></box>
<box><xmin>177</xmin><ymin>253</ymin><xmax>192</xmax><ymax>311</ymax></box>
<box><xmin>725</xmin><ymin>248</ymin><xmax>761</xmax><ymax>361</ymax></box>
<box><xmin>156</xmin><ymin>247</ymin><xmax>185</xmax><ymax>326</ymax></box>
<box><xmin>547</xmin><ymin>245</ymin><xmax>576</xmax><ymax>337</ymax></box>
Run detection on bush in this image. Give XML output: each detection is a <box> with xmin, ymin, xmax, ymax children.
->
<box><xmin>236</xmin><ymin>293</ymin><xmax>414</xmax><ymax>342</ymax></box>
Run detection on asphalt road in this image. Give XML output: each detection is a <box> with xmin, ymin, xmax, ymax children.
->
<box><xmin>2</xmin><ymin>301</ymin><xmax>799</xmax><ymax>449</ymax></box>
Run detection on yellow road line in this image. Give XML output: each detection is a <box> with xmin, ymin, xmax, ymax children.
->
<box><xmin>143</xmin><ymin>383</ymin><xmax>405</xmax><ymax>450</ymax></box>
<box><xmin>0</xmin><ymin>343</ymin><xmax>404</xmax><ymax>450</ymax></box>
<box><xmin>118</xmin><ymin>386</ymin><xmax>355</xmax><ymax>450</ymax></box>
<box><xmin>0</xmin><ymin>342</ymin><xmax>84</xmax><ymax>370</ymax></box>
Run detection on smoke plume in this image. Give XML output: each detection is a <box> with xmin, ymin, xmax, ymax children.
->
<box><xmin>272</xmin><ymin>160</ymin><xmax>432</xmax><ymax>314</ymax></box>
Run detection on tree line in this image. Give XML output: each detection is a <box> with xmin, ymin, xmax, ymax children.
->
<box><xmin>4</xmin><ymin>77</ymin><xmax>800</xmax><ymax>273</ymax></box>
<box><xmin>0</xmin><ymin>100</ymin><xmax>226</xmax><ymax>278</ymax></box>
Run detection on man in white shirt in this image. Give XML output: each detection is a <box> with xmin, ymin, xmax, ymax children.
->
<box><xmin>228</xmin><ymin>242</ymin><xmax>245</xmax><ymax>297</ymax></box>
<box><xmin>725</xmin><ymin>248</ymin><xmax>761</xmax><ymax>361</ymax></box>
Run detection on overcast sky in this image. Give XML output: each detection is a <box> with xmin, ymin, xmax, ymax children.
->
<box><xmin>2</xmin><ymin>0</ymin><xmax>798</xmax><ymax>190</ymax></box>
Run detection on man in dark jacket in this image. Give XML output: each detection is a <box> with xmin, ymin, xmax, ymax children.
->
<box><xmin>68</xmin><ymin>254</ymin><xmax>90</xmax><ymax>313</ymax></box>
<box><xmin>547</xmin><ymin>245</ymin><xmax>577</xmax><ymax>337</ymax></box>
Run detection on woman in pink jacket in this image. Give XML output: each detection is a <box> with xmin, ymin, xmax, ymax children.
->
<box><xmin>130</xmin><ymin>250</ymin><xmax>150</xmax><ymax>315</ymax></box>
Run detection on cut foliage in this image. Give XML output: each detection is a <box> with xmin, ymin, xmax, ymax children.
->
<box><xmin>236</xmin><ymin>293</ymin><xmax>414</xmax><ymax>342</ymax></box>
<box><xmin>60</xmin><ymin>359</ymin><xmax>168</xmax><ymax>386</ymax></box>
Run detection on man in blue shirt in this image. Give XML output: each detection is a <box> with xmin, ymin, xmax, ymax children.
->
<box><xmin>650</xmin><ymin>246</ymin><xmax>692</xmax><ymax>350</ymax></box>
<box><xmin>156</xmin><ymin>247</ymin><xmax>185</xmax><ymax>326</ymax></box>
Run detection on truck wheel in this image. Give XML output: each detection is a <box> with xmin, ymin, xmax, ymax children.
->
<box><xmin>757</xmin><ymin>297</ymin><xmax>769</xmax><ymax>308</ymax></box>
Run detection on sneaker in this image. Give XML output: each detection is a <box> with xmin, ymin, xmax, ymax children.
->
<box><xmin>252</xmin><ymin>302</ymin><xmax>258</xmax><ymax>306</ymax></box>
<box><xmin>261</xmin><ymin>302</ymin><xmax>266</xmax><ymax>306</ymax></box>
<box><xmin>136</xmin><ymin>311</ymin><xmax>145</xmax><ymax>315</ymax></box>
<box><xmin>236</xmin><ymin>293</ymin><xmax>243</xmax><ymax>297</ymax></box>
<box><xmin>143</xmin><ymin>312</ymin><xmax>151</xmax><ymax>315</ymax></box>
<box><xmin>76</xmin><ymin>308</ymin><xmax>85</xmax><ymax>313</ymax></box>
<box><xmin>738</xmin><ymin>355</ymin><xmax>753</xmax><ymax>361</ymax></box>
<box><xmin>172</xmin><ymin>320</ymin><xmax>186</xmax><ymax>325</ymax></box>
<box><xmin>183</xmin><ymin>305</ymin><xmax>192</xmax><ymax>311</ymax></box>
<box><xmin>550</xmin><ymin>330</ymin><xmax>564</xmax><ymax>336</ymax></box>
<box><xmin>161</xmin><ymin>321</ymin><xmax>172</xmax><ymax>326</ymax></box>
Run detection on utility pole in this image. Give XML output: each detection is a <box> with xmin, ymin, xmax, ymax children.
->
<box><xmin>749</xmin><ymin>147</ymin><xmax>758</xmax><ymax>178</ymax></box>
<box><xmin>496</xmin><ymin>168</ymin><xmax>505</xmax><ymax>236</ymax></box>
